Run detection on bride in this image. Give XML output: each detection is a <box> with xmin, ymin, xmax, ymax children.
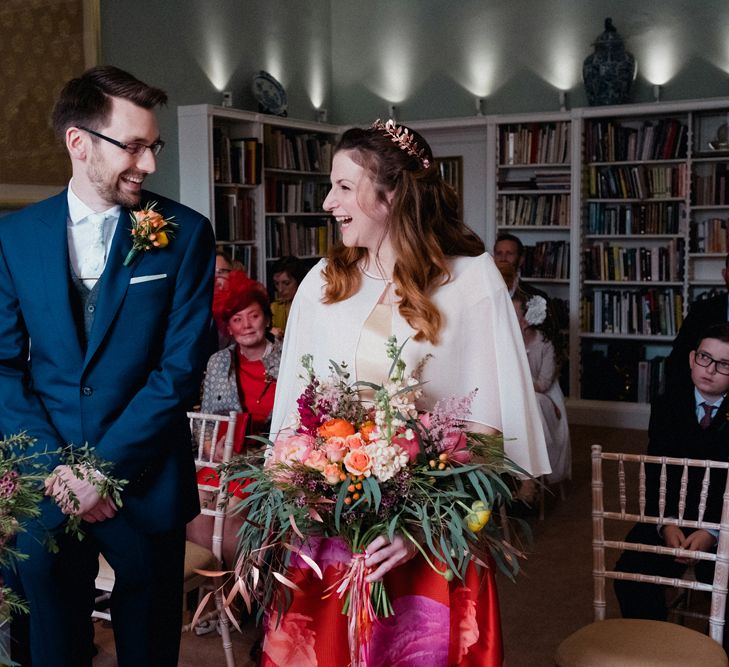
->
<box><xmin>262</xmin><ymin>120</ymin><xmax>549</xmax><ymax>666</ymax></box>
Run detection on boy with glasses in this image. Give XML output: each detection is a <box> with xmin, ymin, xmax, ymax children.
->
<box><xmin>614</xmin><ymin>323</ymin><xmax>729</xmax><ymax>650</ymax></box>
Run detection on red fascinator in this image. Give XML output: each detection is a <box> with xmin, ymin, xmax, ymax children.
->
<box><xmin>212</xmin><ymin>270</ymin><xmax>271</xmax><ymax>333</ymax></box>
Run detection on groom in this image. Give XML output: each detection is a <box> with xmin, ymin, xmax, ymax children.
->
<box><xmin>0</xmin><ymin>66</ymin><xmax>214</xmax><ymax>665</ymax></box>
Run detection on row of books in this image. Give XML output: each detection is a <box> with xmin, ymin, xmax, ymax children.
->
<box><xmin>212</xmin><ymin>129</ymin><xmax>262</xmax><ymax>185</ymax></box>
<box><xmin>263</xmin><ymin>126</ymin><xmax>334</xmax><ymax>173</ymax></box>
<box><xmin>585</xmin><ymin>118</ymin><xmax>688</xmax><ymax>163</ymax></box>
<box><xmin>693</xmin><ymin>163</ymin><xmax>729</xmax><ymax>205</ymax></box>
<box><xmin>522</xmin><ymin>241</ymin><xmax>570</xmax><ymax>279</ymax></box>
<box><xmin>498</xmin><ymin>122</ymin><xmax>570</xmax><ymax>165</ymax></box>
<box><xmin>498</xmin><ymin>169</ymin><xmax>570</xmax><ymax>192</ymax></box>
<box><xmin>499</xmin><ymin>194</ymin><xmax>570</xmax><ymax>227</ymax></box>
<box><xmin>690</xmin><ymin>218</ymin><xmax>729</xmax><ymax>253</ymax></box>
<box><xmin>582</xmin><ymin>288</ymin><xmax>684</xmax><ymax>336</ymax></box>
<box><xmin>265</xmin><ymin>216</ymin><xmax>339</xmax><ymax>258</ymax></box>
<box><xmin>587</xmin><ymin>164</ymin><xmax>687</xmax><ymax>199</ymax></box>
<box><xmin>264</xmin><ymin>177</ymin><xmax>329</xmax><ymax>214</ymax></box>
<box><xmin>581</xmin><ymin>342</ymin><xmax>666</xmax><ymax>402</ymax></box>
<box><xmin>583</xmin><ymin>240</ymin><xmax>684</xmax><ymax>283</ymax></box>
<box><xmin>214</xmin><ymin>192</ymin><xmax>256</xmax><ymax>241</ymax></box>
<box><xmin>215</xmin><ymin>242</ymin><xmax>257</xmax><ymax>278</ymax></box>
<box><xmin>586</xmin><ymin>201</ymin><xmax>683</xmax><ymax>235</ymax></box>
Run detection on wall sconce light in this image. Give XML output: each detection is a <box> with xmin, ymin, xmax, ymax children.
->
<box><xmin>559</xmin><ymin>90</ymin><xmax>568</xmax><ymax>111</ymax></box>
<box><xmin>316</xmin><ymin>108</ymin><xmax>328</xmax><ymax>123</ymax></box>
<box><xmin>476</xmin><ymin>97</ymin><xmax>485</xmax><ymax>116</ymax></box>
<box><xmin>653</xmin><ymin>84</ymin><xmax>662</xmax><ymax>102</ymax></box>
<box><xmin>388</xmin><ymin>103</ymin><xmax>397</xmax><ymax>122</ymax></box>
<box><xmin>221</xmin><ymin>91</ymin><xmax>233</xmax><ymax>108</ymax></box>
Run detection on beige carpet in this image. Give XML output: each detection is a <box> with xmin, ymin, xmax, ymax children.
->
<box><xmin>92</xmin><ymin>424</ymin><xmax>648</xmax><ymax>666</ymax></box>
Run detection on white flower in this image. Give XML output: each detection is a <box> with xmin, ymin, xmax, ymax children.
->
<box><xmin>525</xmin><ymin>295</ymin><xmax>547</xmax><ymax>326</ymax></box>
<box><xmin>364</xmin><ymin>440</ymin><xmax>408</xmax><ymax>482</ymax></box>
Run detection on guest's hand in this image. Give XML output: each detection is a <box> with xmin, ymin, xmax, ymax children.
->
<box><xmin>364</xmin><ymin>534</ymin><xmax>417</xmax><ymax>583</ymax></box>
<box><xmin>663</xmin><ymin>524</ymin><xmax>688</xmax><ymax>563</ymax></box>
<box><xmin>80</xmin><ymin>496</ymin><xmax>118</xmax><ymax>523</ymax></box>
<box><xmin>44</xmin><ymin>464</ymin><xmax>103</xmax><ymax>516</ymax></box>
<box><xmin>680</xmin><ymin>529</ymin><xmax>716</xmax><ymax>563</ymax></box>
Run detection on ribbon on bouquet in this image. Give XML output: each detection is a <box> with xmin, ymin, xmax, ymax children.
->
<box><xmin>324</xmin><ymin>552</ymin><xmax>377</xmax><ymax>667</ymax></box>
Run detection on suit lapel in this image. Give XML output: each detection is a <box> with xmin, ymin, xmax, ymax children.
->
<box><xmin>83</xmin><ymin>207</ymin><xmax>136</xmax><ymax>369</ymax></box>
<box><xmin>37</xmin><ymin>191</ymin><xmax>84</xmax><ymax>366</ymax></box>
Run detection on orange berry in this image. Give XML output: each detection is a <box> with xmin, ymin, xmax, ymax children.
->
<box><xmin>438</xmin><ymin>453</ymin><xmax>448</xmax><ymax>461</ymax></box>
<box><xmin>352</xmin><ymin>493</ymin><xmax>360</xmax><ymax>500</ymax></box>
<box><xmin>344</xmin><ymin>497</ymin><xmax>352</xmax><ymax>505</ymax></box>
<box><xmin>355</xmin><ymin>483</ymin><xmax>362</xmax><ymax>490</ymax></box>
<box><xmin>339</xmin><ymin>473</ymin><xmax>347</xmax><ymax>481</ymax></box>
<box><xmin>347</xmin><ymin>484</ymin><xmax>356</xmax><ymax>493</ymax></box>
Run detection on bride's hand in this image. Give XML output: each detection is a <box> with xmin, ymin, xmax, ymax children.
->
<box><xmin>364</xmin><ymin>534</ymin><xmax>417</xmax><ymax>583</ymax></box>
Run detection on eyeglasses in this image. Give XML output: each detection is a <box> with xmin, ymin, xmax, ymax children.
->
<box><xmin>79</xmin><ymin>126</ymin><xmax>165</xmax><ymax>157</ymax></box>
<box><xmin>694</xmin><ymin>350</ymin><xmax>729</xmax><ymax>376</ymax></box>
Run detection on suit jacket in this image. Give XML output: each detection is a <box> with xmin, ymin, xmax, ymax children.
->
<box><xmin>0</xmin><ymin>189</ymin><xmax>215</xmax><ymax>532</ymax></box>
<box><xmin>665</xmin><ymin>293</ymin><xmax>728</xmax><ymax>389</ymax></box>
<box><xmin>645</xmin><ymin>382</ymin><xmax>729</xmax><ymax>524</ymax></box>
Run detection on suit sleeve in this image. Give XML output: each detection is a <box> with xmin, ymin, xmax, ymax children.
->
<box><xmin>93</xmin><ymin>217</ymin><xmax>216</xmax><ymax>481</ymax></box>
<box><xmin>0</xmin><ymin>239</ymin><xmax>65</xmax><ymax>469</ymax></box>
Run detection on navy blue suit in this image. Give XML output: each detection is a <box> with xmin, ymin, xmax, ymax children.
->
<box><xmin>0</xmin><ymin>189</ymin><xmax>215</xmax><ymax>666</ymax></box>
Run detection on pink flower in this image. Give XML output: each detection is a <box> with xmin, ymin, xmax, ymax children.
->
<box><xmin>345</xmin><ymin>433</ymin><xmax>365</xmax><ymax>450</ymax></box>
<box><xmin>304</xmin><ymin>448</ymin><xmax>327</xmax><ymax>471</ymax></box>
<box><xmin>273</xmin><ymin>433</ymin><xmax>316</xmax><ymax>465</ymax></box>
<box><xmin>324</xmin><ymin>436</ymin><xmax>347</xmax><ymax>462</ymax></box>
<box><xmin>322</xmin><ymin>463</ymin><xmax>342</xmax><ymax>485</ymax></box>
<box><xmin>442</xmin><ymin>429</ymin><xmax>471</xmax><ymax>464</ymax></box>
<box><xmin>343</xmin><ymin>449</ymin><xmax>372</xmax><ymax>477</ymax></box>
<box><xmin>392</xmin><ymin>429</ymin><xmax>420</xmax><ymax>462</ymax></box>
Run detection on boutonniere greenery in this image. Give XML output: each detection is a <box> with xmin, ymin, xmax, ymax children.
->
<box><xmin>123</xmin><ymin>201</ymin><xmax>178</xmax><ymax>267</ymax></box>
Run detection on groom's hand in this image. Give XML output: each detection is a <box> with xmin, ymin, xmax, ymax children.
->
<box><xmin>80</xmin><ymin>496</ymin><xmax>118</xmax><ymax>523</ymax></box>
<box><xmin>44</xmin><ymin>464</ymin><xmax>108</xmax><ymax>516</ymax></box>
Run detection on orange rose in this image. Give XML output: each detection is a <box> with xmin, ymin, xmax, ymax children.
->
<box><xmin>343</xmin><ymin>449</ymin><xmax>371</xmax><ymax>477</ymax></box>
<box><xmin>319</xmin><ymin>418</ymin><xmax>355</xmax><ymax>438</ymax></box>
<box><xmin>359</xmin><ymin>420</ymin><xmax>377</xmax><ymax>442</ymax></box>
<box><xmin>322</xmin><ymin>463</ymin><xmax>341</xmax><ymax>485</ymax></box>
<box><xmin>152</xmin><ymin>231</ymin><xmax>169</xmax><ymax>248</ymax></box>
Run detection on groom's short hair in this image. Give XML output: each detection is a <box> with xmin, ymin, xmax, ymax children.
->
<box><xmin>52</xmin><ymin>65</ymin><xmax>167</xmax><ymax>139</ymax></box>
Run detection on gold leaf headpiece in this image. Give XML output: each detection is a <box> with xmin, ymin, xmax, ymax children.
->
<box><xmin>370</xmin><ymin>119</ymin><xmax>431</xmax><ymax>169</ymax></box>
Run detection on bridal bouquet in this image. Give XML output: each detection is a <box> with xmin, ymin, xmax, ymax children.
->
<box><xmin>216</xmin><ymin>337</ymin><xmax>525</xmax><ymax>661</ymax></box>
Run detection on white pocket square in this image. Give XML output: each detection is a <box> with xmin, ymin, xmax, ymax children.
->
<box><xmin>130</xmin><ymin>273</ymin><xmax>167</xmax><ymax>285</ymax></box>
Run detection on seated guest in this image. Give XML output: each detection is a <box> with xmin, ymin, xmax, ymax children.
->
<box><xmin>512</xmin><ymin>290</ymin><xmax>571</xmax><ymax>487</ymax></box>
<box><xmin>215</xmin><ymin>249</ymin><xmax>234</xmax><ymax>290</ymax></box>
<box><xmin>187</xmin><ymin>271</ymin><xmax>282</xmax><ymax>569</ymax></box>
<box><xmin>269</xmin><ymin>255</ymin><xmax>306</xmax><ymax>339</ymax></box>
<box><xmin>614</xmin><ymin>323</ymin><xmax>729</xmax><ymax>652</ymax></box>
<box><xmin>665</xmin><ymin>253</ymin><xmax>729</xmax><ymax>391</ymax></box>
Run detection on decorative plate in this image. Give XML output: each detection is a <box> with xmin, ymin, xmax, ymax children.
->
<box><xmin>252</xmin><ymin>71</ymin><xmax>288</xmax><ymax>116</ymax></box>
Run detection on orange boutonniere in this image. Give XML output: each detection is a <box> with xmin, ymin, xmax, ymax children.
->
<box><xmin>123</xmin><ymin>201</ymin><xmax>178</xmax><ymax>266</ymax></box>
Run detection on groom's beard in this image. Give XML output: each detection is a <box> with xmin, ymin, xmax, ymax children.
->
<box><xmin>87</xmin><ymin>153</ymin><xmax>144</xmax><ymax>209</ymax></box>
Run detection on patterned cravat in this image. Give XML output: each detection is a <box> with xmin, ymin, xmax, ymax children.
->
<box><xmin>79</xmin><ymin>212</ymin><xmax>108</xmax><ymax>286</ymax></box>
<box><xmin>699</xmin><ymin>401</ymin><xmax>715</xmax><ymax>430</ymax></box>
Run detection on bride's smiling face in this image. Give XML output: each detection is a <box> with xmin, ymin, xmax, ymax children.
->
<box><xmin>323</xmin><ymin>150</ymin><xmax>392</xmax><ymax>252</ymax></box>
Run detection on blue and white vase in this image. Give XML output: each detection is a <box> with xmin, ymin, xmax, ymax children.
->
<box><xmin>583</xmin><ymin>18</ymin><xmax>636</xmax><ymax>106</ymax></box>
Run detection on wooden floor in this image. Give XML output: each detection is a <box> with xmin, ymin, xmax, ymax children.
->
<box><xmin>91</xmin><ymin>424</ymin><xmax>649</xmax><ymax>666</ymax></box>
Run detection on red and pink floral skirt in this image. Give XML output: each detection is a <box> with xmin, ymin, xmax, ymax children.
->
<box><xmin>260</xmin><ymin>536</ymin><xmax>503</xmax><ymax>667</ymax></box>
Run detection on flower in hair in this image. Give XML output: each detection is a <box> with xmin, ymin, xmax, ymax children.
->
<box><xmin>371</xmin><ymin>119</ymin><xmax>431</xmax><ymax>169</ymax></box>
<box><xmin>525</xmin><ymin>295</ymin><xmax>547</xmax><ymax>327</ymax></box>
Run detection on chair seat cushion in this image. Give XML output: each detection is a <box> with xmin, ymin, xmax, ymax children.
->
<box><xmin>555</xmin><ymin>618</ymin><xmax>729</xmax><ymax>667</ymax></box>
<box><xmin>183</xmin><ymin>539</ymin><xmax>218</xmax><ymax>579</ymax></box>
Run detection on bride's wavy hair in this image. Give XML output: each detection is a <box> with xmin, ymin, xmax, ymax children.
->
<box><xmin>322</xmin><ymin>124</ymin><xmax>484</xmax><ymax>344</ymax></box>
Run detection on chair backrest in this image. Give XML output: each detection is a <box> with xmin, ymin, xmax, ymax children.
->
<box><xmin>592</xmin><ymin>444</ymin><xmax>729</xmax><ymax>644</ymax></box>
<box><xmin>188</xmin><ymin>410</ymin><xmax>238</xmax><ymax>563</ymax></box>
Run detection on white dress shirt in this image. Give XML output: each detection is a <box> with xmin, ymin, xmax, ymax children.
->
<box><xmin>66</xmin><ymin>182</ymin><xmax>120</xmax><ymax>288</ymax></box>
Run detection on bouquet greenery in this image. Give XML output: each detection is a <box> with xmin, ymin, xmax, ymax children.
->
<box><xmin>0</xmin><ymin>434</ymin><xmax>126</xmax><ymax>666</ymax></box>
<box><xmin>210</xmin><ymin>337</ymin><xmax>527</xmax><ymax>660</ymax></box>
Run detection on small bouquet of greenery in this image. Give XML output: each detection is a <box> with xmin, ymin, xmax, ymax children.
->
<box><xmin>0</xmin><ymin>434</ymin><xmax>126</xmax><ymax>666</ymax></box>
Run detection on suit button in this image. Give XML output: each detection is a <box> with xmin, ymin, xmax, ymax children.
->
<box><xmin>87</xmin><ymin>304</ymin><xmax>96</xmax><ymax>313</ymax></box>
<box><xmin>81</xmin><ymin>386</ymin><xmax>93</xmax><ymax>396</ymax></box>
